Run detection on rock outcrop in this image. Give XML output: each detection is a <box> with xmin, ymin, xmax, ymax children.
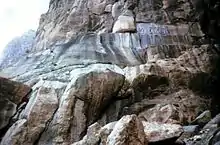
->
<box><xmin>0</xmin><ymin>30</ymin><xmax>35</xmax><ymax>69</ymax></box>
<box><xmin>0</xmin><ymin>0</ymin><xmax>220</xmax><ymax>145</ymax></box>
<box><xmin>0</xmin><ymin>77</ymin><xmax>31</xmax><ymax>140</ymax></box>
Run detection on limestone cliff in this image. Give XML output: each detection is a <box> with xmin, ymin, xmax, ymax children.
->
<box><xmin>0</xmin><ymin>0</ymin><xmax>220</xmax><ymax>145</ymax></box>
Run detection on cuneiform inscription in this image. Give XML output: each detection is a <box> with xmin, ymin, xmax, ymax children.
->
<box><xmin>137</xmin><ymin>23</ymin><xmax>170</xmax><ymax>36</ymax></box>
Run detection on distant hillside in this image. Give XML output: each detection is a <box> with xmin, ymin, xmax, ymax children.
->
<box><xmin>0</xmin><ymin>30</ymin><xmax>36</xmax><ymax>69</ymax></box>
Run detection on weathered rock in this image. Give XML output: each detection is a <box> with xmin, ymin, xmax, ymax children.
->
<box><xmin>112</xmin><ymin>1</ymin><xmax>124</xmax><ymax>19</ymax></box>
<box><xmin>72</xmin><ymin>122</ymin><xmax>101</xmax><ymax>145</ymax></box>
<box><xmin>113</xmin><ymin>15</ymin><xmax>136</xmax><ymax>33</ymax></box>
<box><xmin>184</xmin><ymin>128</ymin><xmax>219</xmax><ymax>145</ymax></box>
<box><xmin>28</xmin><ymin>0</ymin><xmax>201</xmax><ymax>51</ymax></box>
<box><xmin>192</xmin><ymin>110</ymin><xmax>212</xmax><ymax>126</ymax></box>
<box><xmin>177</xmin><ymin>125</ymin><xmax>200</xmax><ymax>143</ymax></box>
<box><xmin>0</xmin><ymin>0</ymin><xmax>219</xmax><ymax>145</ymax></box>
<box><xmin>204</xmin><ymin>113</ymin><xmax>220</xmax><ymax>129</ymax></box>
<box><xmin>210</xmin><ymin>130</ymin><xmax>220</xmax><ymax>145</ymax></box>
<box><xmin>142</xmin><ymin>121</ymin><xmax>183</xmax><ymax>144</ymax></box>
<box><xmin>138</xmin><ymin>104</ymin><xmax>180</xmax><ymax>124</ymax></box>
<box><xmin>0</xmin><ymin>30</ymin><xmax>35</xmax><ymax>69</ymax></box>
<box><xmin>0</xmin><ymin>77</ymin><xmax>31</xmax><ymax>134</ymax></box>
<box><xmin>0</xmin><ymin>119</ymin><xmax>27</xmax><ymax>145</ymax></box>
<box><xmin>107</xmin><ymin>114</ymin><xmax>148</xmax><ymax>145</ymax></box>
<box><xmin>0</xmin><ymin>87</ymin><xmax>58</xmax><ymax>145</ymax></box>
<box><xmin>37</xmin><ymin>70</ymin><xmax>125</xmax><ymax>145</ymax></box>
<box><xmin>183</xmin><ymin>125</ymin><xmax>200</xmax><ymax>134</ymax></box>
<box><xmin>162</xmin><ymin>0</ymin><xmax>177</xmax><ymax>9</ymax></box>
<box><xmin>99</xmin><ymin>121</ymin><xmax>117</xmax><ymax>145</ymax></box>
<box><xmin>120</xmin><ymin>89</ymin><xmax>210</xmax><ymax>125</ymax></box>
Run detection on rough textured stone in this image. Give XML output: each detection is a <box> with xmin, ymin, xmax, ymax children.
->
<box><xmin>113</xmin><ymin>15</ymin><xmax>136</xmax><ymax>33</ymax></box>
<box><xmin>0</xmin><ymin>77</ymin><xmax>31</xmax><ymax>135</ymax></box>
<box><xmin>142</xmin><ymin>121</ymin><xmax>183</xmax><ymax>143</ymax></box>
<box><xmin>37</xmin><ymin>70</ymin><xmax>125</xmax><ymax>145</ymax></box>
<box><xmin>99</xmin><ymin>121</ymin><xmax>117</xmax><ymax>145</ymax></box>
<box><xmin>0</xmin><ymin>0</ymin><xmax>219</xmax><ymax>145</ymax></box>
<box><xmin>106</xmin><ymin>115</ymin><xmax>148</xmax><ymax>145</ymax></box>
<box><xmin>138</xmin><ymin>104</ymin><xmax>180</xmax><ymax>124</ymax></box>
<box><xmin>0</xmin><ymin>87</ymin><xmax>58</xmax><ymax>145</ymax></box>
<box><xmin>192</xmin><ymin>110</ymin><xmax>212</xmax><ymax>126</ymax></box>
<box><xmin>72</xmin><ymin>122</ymin><xmax>101</xmax><ymax>145</ymax></box>
<box><xmin>204</xmin><ymin>113</ymin><xmax>220</xmax><ymax>129</ymax></box>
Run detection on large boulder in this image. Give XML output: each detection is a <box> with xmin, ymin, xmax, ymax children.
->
<box><xmin>1</xmin><ymin>0</ymin><xmax>219</xmax><ymax>145</ymax></box>
<box><xmin>0</xmin><ymin>77</ymin><xmax>31</xmax><ymax>138</ymax></box>
<box><xmin>37</xmin><ymin>69</ymin><xmax>125</xmax><ymax>145</ymax></box>
<box><xmin>142</xmin><ymin>121</ymin><xmax>183</xmax><ymax>144</ymax></box>
<box><xmin>73</xmin><ymin>115</ymin><xmax>184</xmax><ymax>145</ymax></box>
<box><xmin>106</xmin><ymin>115</ymin><xmax>147</xmax><ymax>145</ymax></box>
<box><xmin>0</xmin><ymin>87</ymin><xmax>58</xmax><ymax>145</ymax></box>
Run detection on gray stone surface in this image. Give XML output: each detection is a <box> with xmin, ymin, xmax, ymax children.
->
<box><xmin>1</xmin><ymin>87</ymin><xmax>58</xmax><ymax>145</ymax></box>
<box><xmin>142</xmin><ymin>121</ymin><xmax>183</xmax><ymax>143</ymax></box>
<box><xmin>0</xmin><ymin>77</ymin><xmax>31</xmax><ymax>133</ymax></box>
<box><xmin>0</xmin><ymin>0</ymin><xmax>219</xmax><ymax>144</ymax></box>
<box><xmin>107</xmin><ymin>115</ymin><xmax>147</xmax><ymax>145</ymax></box>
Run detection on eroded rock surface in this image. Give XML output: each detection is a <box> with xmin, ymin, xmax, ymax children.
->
<box><xmin>106</xmin><ymin>115</ymin><xmax>147</xmax><ymax>145</ymax></box>
<box><xmin>0</xmin><ymin>0</ymin><xmax>220</xmax><ymax>144</ymax></box>
<box><xmin>0</xmin><ymin>87</ymin><xmax>58</xmax><ymax>145</ymax></box>
<box><xmin>0</xmin><ymin>77</ymin><xmax>31</xmax><ymax>139</ymax></box>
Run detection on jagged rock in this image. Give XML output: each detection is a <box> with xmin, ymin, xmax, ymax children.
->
<box><xmin>37</xmin><ymin>70</ymin><xmax>124</xmax><ymax>145</ymax></box>
<box><xmin>106</xmin><ymin>115</ymin><xmax>148</xmax><ymax>145</ymax></box>
<box><xmin>75</xmin><ymin>115</ymin><xmax>186</xmax><ymax>145</ymax></box>
<box><xmin>191</xmin><ymin>110</ymin><xmax>212</xmax><ymax>126</ymax></box>
<box><xmin>112</xmin><ymin>1</ymin><xmax>124</xmax><ymax>19</ymax></box>
<box><xmin>0</xmin><ymin>87</ymin><xmax>58</xmax><ymax>145</ymax></box>
<box><xmin>0</xmin><ymin>119</ymin><xmax>27</xmax><ymax>145</ymax></box>
<box><xmin>0</xmin><ymin>77</ymin><xmax>31</xmax><ymax>131</ymax></box>
<box><xmin>177</xmin><ymin>125</ymin><xmax>200</xmax><ymax>142</ymax></box>
<box><xmin>0</xmin><ymin>30</ymin><xmax>35</xmax><ymax>69</ymax></box>
<box><xmin>162</xmin><ymin>0</ymin><xmax>177</xmax><ymax>9</ymax></box>
<box><xmin>204</xmin><ymin>113</ymin><xmax>220</xmax><ymax>129</ymax></box>
<box><xmin>1</xmin><ymin>0</ymin><xmax>220</xmax><ymax>145</ymax></box>
<box><xmin>112</xmin><ymin>12</ymin><xmax>136</xmax><ymax>33</ymax></box>
<box><xmin>87</xmin><ymin>0</ymin><xmax>107</xmax><ymax>15</ymax></box>
<box><xmin>142</xmin><ymin>121</ymin><xmax>183</xmax><ymax>144</ymax></box>
<box><xmin>31</xmin><ymin>0</ymin><xmax>199</xmax><ymax>50</ymax></box>
<box><xmin>181</xmin><ymin>114</ymin><xmax>220</xmax><ymax>145</ymax></box>
<box><xmin>72</xmin><ymin>122</ymin><xmax>101</xmax><ymax>145</ymax></box>
<box><xmin>138</xmin><ymin>104</ymin><xmax>180</xmax><ymax>124</ymax></box>
<box><xmin>184</xmin><ymin>127</ymin><xmax>219</xmax><ymax>145</ymax></box>
<box><xmin>99</xmin><ymin>121</ymin><xmax>117</xmax><ymax>145</ymax></box>
<box><xmin>104</xmin><ymin>4</ymin><xmax>113</xmax><ymax>13</ymax></box>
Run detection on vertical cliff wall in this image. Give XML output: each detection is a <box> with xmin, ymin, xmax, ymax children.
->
<box><xmin>0</xmin><ymin>0</ymin><xmax>220</xmax><ymax>145</ymax></box>
<box><xmin>33</xmin><ymin>0</ymin><xmax>203</xmax><ymax>50</ymax></box>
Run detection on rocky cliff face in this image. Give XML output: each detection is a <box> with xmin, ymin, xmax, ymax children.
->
<box><xmin>0</xmin><ymin>0</ymin><xmax>220</xmax><ymax>145</ymax></box>
<box><xmin>0</xmin><ymin>30</ymin><xmax>36</xmax><ymax>69</ymax></box>
<box><xmin>33</xmin><ymin>0</ymin><xmax>202</xmax><ymax>51</ymax></box>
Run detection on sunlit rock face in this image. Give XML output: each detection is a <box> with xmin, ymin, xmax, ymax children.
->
<box><xmin>0</xmin><ymin>0</ymin><xmax>220</xmax><ymax>145</ymax></box>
